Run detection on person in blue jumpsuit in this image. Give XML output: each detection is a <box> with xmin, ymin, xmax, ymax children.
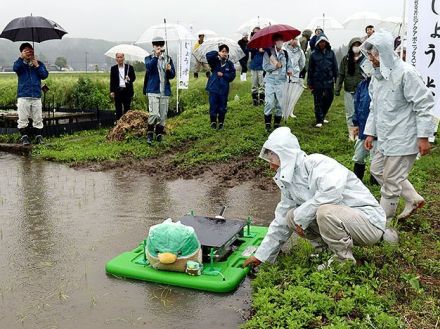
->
<box><xmin>206</xmin><ymin>44</ymin><xmax>236</xmax><ymax>130</ymax></box>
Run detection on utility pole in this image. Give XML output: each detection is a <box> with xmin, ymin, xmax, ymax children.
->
<box><xmin>85</xmin><ymin>52</ymin><xmax>88</xmax><ymax>73</ymax></box>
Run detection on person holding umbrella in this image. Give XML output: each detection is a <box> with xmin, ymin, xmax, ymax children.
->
<box><xmin>206</xmin><ymin>44</ymin><xmax>236</xmax><ymax>130</ymax></box>
<box><xmin>13</xmin><ymin>42</ymin><xmax>48</xmax><ymax>145</ymax></box>
<box><xmin>262</xmin><ymin>33</ymin><xmax>293</xmax><ymax>132</ymax></box>
<box><xmin>192</xmin><ymin>34</ymin><xmax>211</xmax><ymax>79</ymax></box>
<box><xmin>110</xmin><ymin>53</ymin><xmax>136</xmax><ymax>121</ymax></box>
<box><xmin>143</xmin><ymin>36</ymin><xmax>176</xmax><ymax>145</ymax></box>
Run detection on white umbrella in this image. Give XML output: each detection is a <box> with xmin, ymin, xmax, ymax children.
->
<box><xmin>196</xmin><ymin>29</ymin><xmax>217</xmax><ymax>37</ymax></box>
<box><xmin>136</xmin><ymin>23</ymin><xmax>194</xmax><ymax>44</ymax></box>
<box><xmin>306</xmin><ymin>16</ymin><xmax>343</xmax><ymax>30</ymax></box>
<box><xmin>281</xmin><ymin>78</ymin><xmax>304</xmax><ymax>120</ymax></box>
<box><xmin>236</xmin><ymin>17</ymin><xmax>276</xmax><ymax>35</ymax></box>
<box><xmin>377</xmin><ymin>16</ymin><xmax>404</xmax><ymax>35</ymax></box>
<box><xmin>343</xmin><ymin>11</ymin><xmax>382</xmax><ymax>31</ymax></box>
<box><xmin>192</xmin><ymin>37</ymin><xmax>245</xmax><ymax>64</ymax></box>
<box><xmin>104</xmin><ymin>44</ymin><xmax>149</xmax><ymax>62</ymax></box>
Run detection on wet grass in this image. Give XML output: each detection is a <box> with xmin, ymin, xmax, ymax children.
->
<box><xmin>1</xmin><ymin>74</ymin><xmax>439</xmax><ymax>328</ymax></box>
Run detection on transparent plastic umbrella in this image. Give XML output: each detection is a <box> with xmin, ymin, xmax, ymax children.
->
<box><xmin>136</xmin><ymin>23</ymin><xmax>194</xmax><ymax>44</ymax></box>
<box><xmin>377</xmin><ymin>17</ymin><xmax>404</xmax><ymax>36</ymax></box>
<box><xmin>237</xmin><ymin>17</ymin><xmax>277</xmax><ymax>35</ymax></box>
<box><xmin>105</xmin><ymin>44</ymin><xmax>149</xmax><ymax>62</ymax></box>
<box><xmin>343</xmin><ymin>11</ymin><xmax>382</xmax><ymax>31</ymax></box>
<box><xmin>193</xmin><ymin>37</ymin><xmax>245</xmax><ymax>64</ymax></box>
<box><xmin>306</xmin><ymin>16</ymin><xmax>344</xmax><ymax>30</ymax></box>
<box><xmin>195</xmin><ymin>29</ymin><xmax>217</xmax><ymax>37</ymax></box>
<box><xmin>281</xmin><ymin>78</ymin><xmax>304</xmax><ymax>119</ymax></box>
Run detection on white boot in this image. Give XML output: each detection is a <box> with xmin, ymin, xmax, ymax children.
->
<box><xmin>397</xmin><ymin>180</ymin><xmax>425</xmax><ymax>220</ymax></box>
<box><xmin>380</xmin><ymin>197</ymin><xmax>399</xmax><ymax>225</ymax></box>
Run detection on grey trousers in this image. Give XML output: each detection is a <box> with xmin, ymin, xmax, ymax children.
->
<box><xmin>344</xmin><ymin>92</ymin><xmax>355</xmax><ymax>127</ymax></box>
<box><xmin>251</xmin><ymin>70</ymin><xmax>264</xmax><ymax>94</ymax></box>
<box><xmin>286</xmin><ymin>204</ymin><xmax>383</xmax><ymax>261</ymax></box>
<box><xmin>147</xmin><ymin>95</ymin><xmax>169</xmax><ymax>126</ymax></box>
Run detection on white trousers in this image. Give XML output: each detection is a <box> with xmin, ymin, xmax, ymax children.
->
<box><xmin>17</xmin><ymin>97</ymin><xmax>43</xmax><ymax>129</ymax></box>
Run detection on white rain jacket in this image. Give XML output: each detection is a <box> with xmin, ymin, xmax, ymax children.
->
<box><xmin>283</xmin><ymin>43</ymin><xmax>305</xmax><ymax>82</ymax></box>
<box><xmin>362</xmin><ymin>31</ymin><xmax>435</xmax><ymax>156</ymax></box>
<box><xmin>254</xmin><ymin>127</ymin><xmax>386</xmax><ymax>263</ymax></box>
<box><xmin>263</xmin><ymin>47</ymin><xmax>293</xmax><ymax>85</ymax></box>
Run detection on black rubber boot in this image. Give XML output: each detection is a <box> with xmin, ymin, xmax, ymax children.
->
<box><xmin>218</xmin><ymin>113</ymin><xmax>225</xmax><ymax>130</ymax></box>
<box><xmin>259</xmin><ymin>93</ymin><xmax>265</xmax><ymax>105</ymax></box>
<box><xmin>273</xmin><ymin>116</ymin><xmax>282</xmax><ymax>130</ymax></box>
<box><xmin>205</xmin><ymin>71</ymin><xmax>211</xmax><ymax>78</ymax></box>
<box><xmin>19</xmin><ymin>128</ymin><xmax>30</xmax><ymax>145</ymax></box>
<box><xmin>33</xmin><ymin>127</ymin><xmax>44</xmax><ymax>144</ymax></box>
<box><xmin>146</xmin><ymin>124</ymin><xmax>155</xmax><ymax>145</ymax></box>
<box><xmin>194</xmin><ymin>72</ymin><xmax>199</xmax><ymax>79</ymax></box>
<box><xmin>264</xmin><ymin>115</ymin><xmax>272</xmax><ymax>133</ymax></box>
<box><xmin>155</xmin><ymin>125</ymin><xmax>164</xmax><ymax>142</ymax></box>
<box><xmin>353</xmin><ymin>163</ymin><xmax>366</xmax><ymax>181</ymax></box>
<box><xmin>210</xmin><ymin>115</ymin><xmax>217</xmax><ymax>129</ymax></box>
<box><xmin>370</xmin><ymin>174</ymin><xmax>380</xmax><ymax>186</ymax></box>
<box><xmin>252</xmin><ymin>92</ymin><xmax>259</xmax><ymax>106</ymax></box>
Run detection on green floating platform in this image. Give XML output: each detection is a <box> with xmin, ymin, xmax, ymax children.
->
<box><xmin>106</xmin><ymin>225</ymin><xmax>268</xmax><ymax>293</ymax></box>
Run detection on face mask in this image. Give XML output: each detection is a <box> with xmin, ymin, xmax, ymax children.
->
<box><xmin>275</xmin><ymin>41</ymin><xmax>283</xmax><ymax>49</ymax></box>
<box><xmin>352</xmin><ymin>46</ymin><xmax>360</xmax><ymax>54</ymax></box>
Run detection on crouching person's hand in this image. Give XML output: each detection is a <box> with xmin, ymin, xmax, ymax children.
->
<box><xmin>295</xmin><ymin>224</ymin><xmax>305</xmax><ymax>238</ymax></box>
<box><xmin>243</xmin><ymin>255</ymin><xmax>262</xmax><ymax>268</ymax></box>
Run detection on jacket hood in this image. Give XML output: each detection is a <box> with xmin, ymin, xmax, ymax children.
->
<box><xmin>348</xmin><ymin>37</ymin><xmax>362</xmax><ymax>49</ymax></box>
<box><xmin>360</xmin><ymin>31</ymin><xmax>398</xmax><ymax>80</ymax></box>
<box><xmin>302</xmin><ymin>29</ymin><xmax>312</xmax><ymax>39</ymax></box>
<box><xmin>315</xmin><ymin>33</ymin><xmax>331</xmax><ymax>50</ymax></box>
<box><xmin>259</xmin><ymin>127</ymin><xmax>306</xmax><ymax>182</ymax></box>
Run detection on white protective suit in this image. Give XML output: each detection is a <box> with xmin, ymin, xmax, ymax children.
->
<box><xmin>361</xmin><ymin>31</ymin><xmax>435</xmax><ymax>223</ymax></box>
<box><xmin>362</xmin><ymin>32</ymin><xmax>435</xmax><ymax>156</ymax></box>
<box><xmin>254</xmin><ymin>127</ymin><xmax>386</xmax><ymax>263</ymax></box>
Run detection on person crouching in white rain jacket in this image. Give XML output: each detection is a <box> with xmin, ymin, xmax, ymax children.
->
<box><xmin>361</xmin><ymin>31</ymin><xmax>435</xmax><ymax>224</ymax></box>
<box><xmin>243</xmin><ymin>127</ymin><xmax>386</xmax><ymax>268</ymax></box>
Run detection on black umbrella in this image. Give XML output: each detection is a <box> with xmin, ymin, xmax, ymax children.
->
<box><xmin>0</xmin><ymin>15</ymin><xmax>67</xmax><ymax>44</ymax></box>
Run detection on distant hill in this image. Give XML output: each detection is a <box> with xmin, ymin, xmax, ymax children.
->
<box><xmin>0</xmin><ymin>37</ymin><xmax>149</xmax><ymax>71</ymax></box>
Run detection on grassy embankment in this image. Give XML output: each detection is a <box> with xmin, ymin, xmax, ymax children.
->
<box><xmin>0</xmin><ymin>73</ymin><xmax>439</xmax><ymax>328</ymax></box>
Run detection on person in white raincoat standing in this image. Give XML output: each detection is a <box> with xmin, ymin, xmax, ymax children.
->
<box><xmin>361</xmin><ymin>31</ymin><xmax>436</xmax><ymax>224</ymax></box>
<box><xmin>243</xmin><ymin>127</ymin><xmax>386</xmax><ymax>268</ymax></box>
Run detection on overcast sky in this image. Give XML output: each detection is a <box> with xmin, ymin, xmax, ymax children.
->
<box><xmin>0</xmin><ymin>0</ymin><xmax>405</xmax><ymax>46</ymax></box>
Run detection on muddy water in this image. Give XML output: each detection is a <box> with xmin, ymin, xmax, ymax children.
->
<box><xmin>0</xmin><ymin>153</ymin><xmax>280</xmax><ymax>329</ymax></box>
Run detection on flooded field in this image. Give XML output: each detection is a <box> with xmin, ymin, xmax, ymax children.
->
<box><xmin>0</xmin><ymin>152</ymin><xmax>279</xmax><ymax>329</ymax></box>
